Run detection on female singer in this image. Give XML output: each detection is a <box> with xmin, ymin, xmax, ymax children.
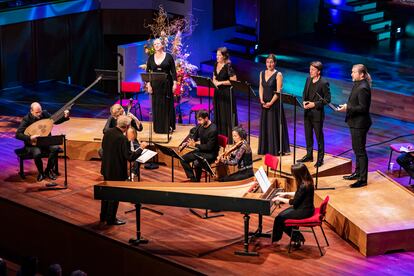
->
<box><xmin>213</xmin><ymin>47</ymin><xmax>237</xmax><ymax>143</ymax></box>
<box><xmin>258</xmin><ymin>54</ymin><xmax>290</xmax><ymax>155</ymax></box>
<box><xmin>146</xmin><ymin>38</ymin><xmax>177</xmax><ymax>134</ymax></box>
<box><xmin>217</xmin><ymin>126</ymin><xmax>254</xmax><ymax>182</ymax></box>
<box><xmin>271</xmin><ymin>163</ymin><xmax>315</xmax><ymax>248</ymax></box>
<box><xmin>126</xmin><ymin>127</ymin><xmax>147</xmax><ymax>181</ymax></box>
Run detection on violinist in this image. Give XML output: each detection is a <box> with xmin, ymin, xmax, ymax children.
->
<box><xmin>180</xmin><ymin>109</ymin><xmax>219</xmax><ymax>182</ymax></box>
<box><xmin>216</xmin><ymin>126</ymin><xmax>254</xmax><ymax>182</ymax></box>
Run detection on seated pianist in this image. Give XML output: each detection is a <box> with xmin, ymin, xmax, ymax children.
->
<box><xmin>217</xmin><ymin>126</ymin><xmax>254</xmax><ymax>182</ymax></box>
<box><xmin>126</xmin><ymin>127</ymin><xmax>148</xmax><ymax>181</ymax></box>
<box><xmin>180</xmin><ymin>109</ymin><xmax>219</xmax><ymax>182</ymax></box>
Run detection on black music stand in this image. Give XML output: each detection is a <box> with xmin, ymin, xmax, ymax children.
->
<box><xmin>313</xmin><ymin>91</ymin><xmax>336</xmax><ymax>190</ymax></box>
<box><xmin>230</xmin><ymin>80</ymin><xmax>256</xmax><ymax>143</ymax></box>
<box><xmin>275</xmin><ymin>92</ymin><xmax>303</xmax><ymax>174</ymax></box>
<box><xmin>95</xmin><ymin>69</ymin><xmax>122</xmax><ymax>101</ymax></box>
<box><xmin>37</xmin><ymin>135</ymin><xmax>68</xmax><ymax>191</ymax></box>
<box><xmin>141</xmin><ymin>72</ymin><xmax>171</xmax><ymax>145</ymax></box>
<box><xmin>154</xmin><ymin>143</ymin><xmax>184</xmax><ymax>182</ymax></box>
<box><xmin>189</xmin><ymin>154</ymin><xmax>224</xmax><ymax>220</ymax></box>
<box><xmin>190</xmin><ymin>75</ymin><xmax>218</xmax><ymax>119</ymax></box>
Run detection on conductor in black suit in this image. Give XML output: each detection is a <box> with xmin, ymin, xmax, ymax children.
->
<box><xmin>100</xmin><ymin>115</ymin><xmax>143</xmax><ymax>225</ymax></box>
<box><xmin>338</xmin><ymin>64</ymin><xmax>372</xmax><ymax>188</ymax></box>
<box><xmin>297</xmin><ymin>61</ymin><xmax>331</xmax><ymax>167</ymax></box>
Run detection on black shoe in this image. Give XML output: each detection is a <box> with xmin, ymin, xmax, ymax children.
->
<box><xmin>45</xmin><ymin>170</ymin><xmax>57</xmax><ymax>180</ymax></box>
<box><xmin>314</xmin><ymin>160</ymin><xmax>324</xmax><ymax>167</ymax></box>
<box><xmin>350</xmin><ymin>180</ymin><xmax>367</xmax><ymax>188</ymax></box>
<box><xmin>37</xmin><ymin>174</ymin><xmax>45</xmax><ymax>182</ymax></box>
<box><xmin>297</xmin><ymin>156</ymin><xmax>313</xmax><ymax>163</ymax></box>
<box><xmin>107</xmin><ymin>218</ymin><xmax>126</xmax><ymax>225</ymax></box>
<box><xmin>343</xmin><ymin>172</ymin><xmax>360</xmax><ymax>180</ymax></box>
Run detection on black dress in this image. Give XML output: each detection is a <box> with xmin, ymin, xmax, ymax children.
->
<box><xmin>146</xmin><ymin>53</ymin><xmax>177</xmax><ymax>133</ymax></box>
<box><xmin>213</xmin><ymin>62</ymin><xmax>238</xmax><ymax>143</ymax></box>
<box><xmin>258</xmin><ymin>70</ymin><xmax>290</xmax><ymax>155</ymax></box>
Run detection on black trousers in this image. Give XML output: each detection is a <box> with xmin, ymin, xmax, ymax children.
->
<box><xmin>180</xmin><ymin>151</ymin><xmax>216</xmax><ymax>181</ymax></box>
<box><xmin>100</xmin><ymin>200</ymin><xmax>119</xmax><ymax>223</ymax></box>
<box><xmin>272</xmin><ymin>207</ymin><xmax>313</xmax><ymax>242</ymax></box>
<box><xmin>25</xmin><ymin>145</ymin><xmax>60</xmax><ymax>174</ymax></box>
<box><xmin>219</xmin><ymin>168</ymin><xmax>254</xmax><ymax>182</ymax></box>
<box><xmin>304</xmin><ymin>116</ymin><xmax>324</xmax><ymax>161</ymax></box>
<box><xmin>350</xmin><ymin>127</ymin><xmax>369</xmax><ymax>182</ymax></box>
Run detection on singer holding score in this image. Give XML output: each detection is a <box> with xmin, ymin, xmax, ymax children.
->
<box><xmin>297</xmin><ymin>61</ymin><xmax>331</xmax><ymax>167</ymax></box>
<box><xmin>337</xmin><ymin>64</ymin><xmax>372</xmax><ymax>188</ymax></box>
<box><xmin>180</xmin><ymin>110</ymin><xmax>219</xmax><ymax>182</ymax></box>
<box><xmin>145</xmin><ymin>38</ymin><xmax>177</xmax><ymax>134</ymax></box>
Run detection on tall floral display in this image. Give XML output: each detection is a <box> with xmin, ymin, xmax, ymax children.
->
<box><xmin>143</xmin><ymin>6</ymin><xmax>198</xmax><ymax>122</ymax></box>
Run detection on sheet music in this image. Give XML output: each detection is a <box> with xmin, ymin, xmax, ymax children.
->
<box><xmin>137</xmin><ymin>149</ymin><xmax>157</xmax><ymax>163</ymax></box>
<box><xmin>400</xmin><ymin>146</ymin><xmax>414</xmax><ymax>153</ymax></box>
<box><xmin>254</xmin><ymin>166</ymin><xmax>271</xmax><ymax>193</ymax></box>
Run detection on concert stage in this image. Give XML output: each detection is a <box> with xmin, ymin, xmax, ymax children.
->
<box><xmin>315</xmin><ymin>171</ymin><xmax>414</xmax><ymax>256</ymax></box>
<box><xmin>53</xmin><ymin>117</ymin><xmax>352</xmax><ymax>190</ymax></box>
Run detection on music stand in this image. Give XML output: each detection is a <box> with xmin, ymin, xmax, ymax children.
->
<box><xmin>95</xmin><ymin>69</ymin><xmax>122</xmax><ymax>102</ymax></box>
<box><xmin>230</xmin><ymin>80</ymin><xmax>256</xmax><ymax>143</ymax></box>
<box><xmin>154</xmin><ymin>143</ymin><xmax>184</xmax><ymax>182</ymax></box>
<box><xmin>313</xmin><ymin>91</ymin><xmax>336</xmax><ymax>190</ymax></box>
<box><xmin>189</xmin><ymin>153</ymin><xmax>224</xmax><ymax>220</ymax></box>
<box><xmin>141</xmin><ymin>72</ymin><xmax>171</xmax><ymax>144</ymax></box>
<box><xmin>36</xmin><ymin>135</ymin><xmax>68</xmax><ymax>191</ymax></box>
<box><xmin>275</xmin><ymin>92</ymin><xmax>303</xmax><ymax>174</ymax></box>
<box><xmin>190</xmin><ymin>75</ymin><xmax>218</xmax><ymax>119</ymax></box>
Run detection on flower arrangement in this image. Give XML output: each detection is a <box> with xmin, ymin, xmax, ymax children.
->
<box><xmin>143</xmin><ymin>6</ymin><xmax>198</xmax><ymax>98</ymax></box>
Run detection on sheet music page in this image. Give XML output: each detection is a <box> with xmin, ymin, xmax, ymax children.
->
<box><xmin>137</xmin><ymin>149</ymin><xmax>157</xmax><ymax>163</ymax></box>
<box><xmin>400</xmin><ymin>146</ymin><xmax>414</xmax><ymax>153</ymax></box>
<box><xmin>255</xmin><ymin>166</ymin><xmax>271</xmax><ymax>193</ymax></box>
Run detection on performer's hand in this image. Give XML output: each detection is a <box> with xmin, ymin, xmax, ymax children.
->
<box><xmin>337</xmin><ymin>104</ymin><xmax>347</xmax><ymax>112</ymax></box>
<box><xmin>305</xmin><ymin>102</ymin><xmax>315</xmax><ymax>109</ymax></box>
<box><xmin>140</xmin><ymin>141</ymin><xmax>148</xmax><ymax>149</ymax></box>
<box><xmin>275</xmin><ymin>192</ymin><xmax>286</xmax><ymax>197</ymax></box>
<box><xmin>188</xmin><ymin>138</ymin><xmax>196</xmax><ymax>147</ymax></box>
<box><xmin>213</xmin><ymin>80</ymin><xmax>220</xmax><ymax>87</ymax></box>
<box><xmin>127</xmin><ymin>112</ymin><xmax>139</xmax><ymax>123</ymax></box>
<box><xmin>64</xmin><ymin>110</ymin><xmax>70</xmax><ymax>118</ymax></box>
<box><xmin>146</xmin><ymin>83</ymin><xmax>153</xmax><ymax>94</ymax></box>
<box><xmin>263</xmin><ymin>102</ymin><xmax>271</xmax><ymax>109</ymax></box>
<box><xmin>272</xmin><ymin>196</ymin><xmax>283</xmax><ymax>202</ymax></box>
<box><xmin>260</xmin><ymin>99</ymin><xmax>265</xmax><ymax>105</ymax></box>
<box><xmin>172</xmin><ymin>82</ymin><xmax>177</xmax><ymax>93</ymax></box>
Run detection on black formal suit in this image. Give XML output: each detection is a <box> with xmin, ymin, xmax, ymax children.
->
<box><xmin>272</xmin><ymin>183</ymin><xmax>315</xmax><ymax>242</ymax></box>
<box><xmin>100</xmin><ymin>127</ymin><xmax>142</xmax><ymax>223</ymax></box>
<box><xmin>302</xmin><ymin>77</ymin><xmax>331</xmax><ymax>161</ymax></box>
<box><xmin>345</xmin><ymin>79</ymin><xmax>372</xmax><ymax>182</ymax></box>
<box><xmin>15</xmin><ymin>110</ymin><xmax>69</xmax><ymax>174</ymax></box>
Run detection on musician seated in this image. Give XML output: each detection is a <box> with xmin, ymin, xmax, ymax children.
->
<box><xmin>271</xmin><ymin>163</ymin><xmax>315</xmax><ymax>248</ymax></box>
<box><xmin>99</xmin><ymin>104</ymin><xmax>143</xmax><ymax>159</ymax></box>
<box><xmin>180</xmin><ymin>109</ymin><xmax>219</xmax><ymax>182</ymax></box>
<box><xmin>15</xmin><ymin>102</ymin><xmax>70</xmax><ymax>182</ymax></box>
<box><xmin>103</xmin><ymin>104</ymin><xmax>143</xmax><ymax>134</ymax></box>
<box><xmin>217</xmin><ymin>126</ymin><xmax>254</xmax><ymax>182</ymax></box>
<box><xmin>126</xmin><ymin>127</ymin><xmax>148</xmax><ymax>181</ymax></box>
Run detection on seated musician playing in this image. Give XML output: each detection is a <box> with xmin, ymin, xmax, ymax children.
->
<box><xmin>126</xmin><ymin>127</ymin><xmax>148</xmax><ymax>181</ymax></box>
<box><xmin>180</xmin><ymin>109</ymin><xmax>219</xmax><ymax>182</ymax></box>
<box><xmin>15</xmin><ymin>102</ymin><xmax>70</xmax><ymax>182</ymax></box>
<box><xmin>217</xmin><ymin>126</ymin><xmax>254</xmax><ymax>182</ymax></box>
<box><xmin>271</xmin><ymin>163</ymin><xmax>315</xmax><ymax>248</ymax></box>
<box><xmin>103</xmin><ymin>104</ymin><xmax>143</xmax><ymax>134</ymax></box>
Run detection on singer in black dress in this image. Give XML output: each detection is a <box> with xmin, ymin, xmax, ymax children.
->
<box><xmin>213</xmin><ymin>47</ymin><xmax>238</xmax><ymax>143</ymax></box>
<box><xmin>258</xmin><ymin>54</ymin><xmax>290</xmax><ymax>155</ymax></box>
<box><xmin>146</xmin><ymin>39</ymin><xmax>177</xmax><ymax>134</ymax></box>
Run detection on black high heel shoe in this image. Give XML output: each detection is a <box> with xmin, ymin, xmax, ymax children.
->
<box><xmin>293</xmin><ymin>235</ymin><xmax>305</xmax><ymax>249</ymax></box>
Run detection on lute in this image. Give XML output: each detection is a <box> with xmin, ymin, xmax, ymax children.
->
<box><xmin>24</xmin><ymin>75</ymin><xmax>103</xmax><ymax>137</ymax></box>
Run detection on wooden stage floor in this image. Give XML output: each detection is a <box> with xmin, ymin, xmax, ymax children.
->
<box><xmin>1</xmin><ymin>144</ymin><xmax>414</xmax><ymax>274</ymax></box>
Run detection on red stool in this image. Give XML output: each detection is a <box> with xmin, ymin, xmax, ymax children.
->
<box><xmin>188</xmin><ymin>86</ymin><xmax>215</xmax><ymax>124</ymax></box>
<box><xmin>115</xmin><ymin>81</ymin><xmax>143</xmax><ymax>120</ymax></box>
<box><xmin>388</xmin><ymin>143</ymin><xmax>414</xmax><ymax>177</ymax></box>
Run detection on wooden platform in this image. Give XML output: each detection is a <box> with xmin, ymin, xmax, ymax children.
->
<box><xmin>315</xmin><ymin>171</ymin><xmax>414</xmax><ymax>256</ymax></box>
<box><xmin>52</xmin><ymin>118</ymin><xmax>351</xmax><ymax>191</ymax></box>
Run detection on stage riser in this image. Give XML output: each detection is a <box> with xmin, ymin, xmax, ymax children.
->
<box><xmin>0</xmin><ymin>198</ymin><xmax>199</xmax><ymax>276</ymax></box>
